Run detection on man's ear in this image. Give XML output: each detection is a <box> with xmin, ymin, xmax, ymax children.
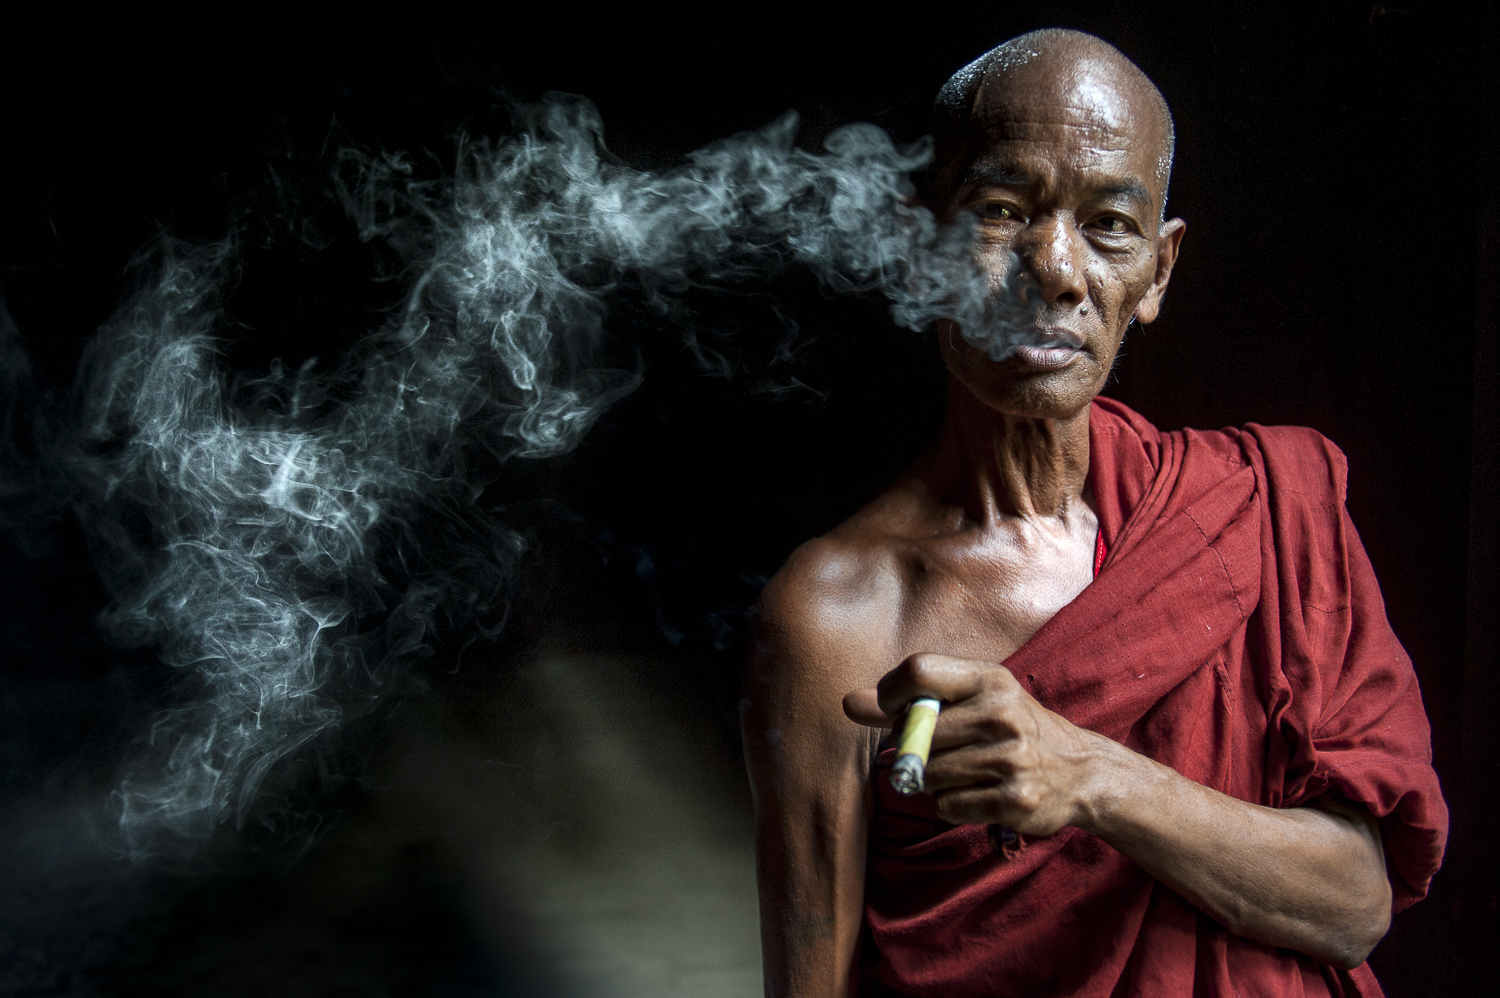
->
<box><xmin>1134</xmin><ymin>217</ymin><xmax>1187</xmax><ymax>324</ymax></box>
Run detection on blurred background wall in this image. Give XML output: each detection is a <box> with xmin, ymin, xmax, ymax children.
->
<box><xmin>1</xmin><ymin>2</ymin><xmax>1493</xmax><ymax>995</ymax></box>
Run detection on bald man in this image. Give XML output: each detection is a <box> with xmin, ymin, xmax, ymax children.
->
<box><xmin>742</xmin><ymin>29</ymin><xmax>1447</xmax><ymax>998</ymax></box>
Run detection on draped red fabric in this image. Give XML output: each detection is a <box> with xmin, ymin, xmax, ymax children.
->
<box><xmin>860</xmin><ymin>397</ymin><xmax>1449</xmax><ymax>998</ymax></box>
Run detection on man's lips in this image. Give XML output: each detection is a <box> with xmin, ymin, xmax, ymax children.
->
<box><xmin>1011</xmin><ymin>328</ymin><xmax>1085</xmax><ymax>369</ymax></box>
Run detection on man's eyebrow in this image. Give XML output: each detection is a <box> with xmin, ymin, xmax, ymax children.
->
<box><xmin>958</xmin><ymin>165</ymin><xmax>1157</xmax><ymax>213</ymax></box>
<box><xmin>959</xmin><ymin>163</ymin><xmax>1032</xmax><ymax>189</ymax></box>
<box><xmin>1094</xmin><ymin>180</ymin><xmax>1155</xmax><ymax>210</ymax></box>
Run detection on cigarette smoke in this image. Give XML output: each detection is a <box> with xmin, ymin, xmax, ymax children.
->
<box><xmin>4</xmin><ymin>94</ymin><xmax>1035</xmax><ymax>856</ymax></box>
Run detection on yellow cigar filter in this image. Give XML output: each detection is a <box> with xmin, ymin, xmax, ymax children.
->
<box><xmin>890</xmin><ymin>697</ymin><xmax>942</xmax><ymax>795</ymax></box>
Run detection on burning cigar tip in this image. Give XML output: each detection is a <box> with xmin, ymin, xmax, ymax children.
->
<box><xmin>890</xmin><ymin>697</ymin><xmax>941</xmax><ymax>796</ymax></box>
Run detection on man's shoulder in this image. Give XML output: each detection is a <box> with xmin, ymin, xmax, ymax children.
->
<box><xmin>761</xmin><ymin>504</ymin><xmax>907</xmax><ymax>627</ymax></box>
<box><xmin>1095</xmin><ymin>398</ymin><xmax>1349</xmax><ymax>507</ymax></box>
<box><xmin>1236</xmin><ymin>423</ymin><xmax>1349</xmax><ymax>507</ymax></box>
<box><xmin>756</xmin><ymin>484</ymin><xmax>933</xmax><ymax>657</ymax></box>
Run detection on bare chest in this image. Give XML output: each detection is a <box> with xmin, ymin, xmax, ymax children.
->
<box><xmin>881</xmin><ymin>529</ymin><xmax>1098</xmax><ymax>671</ymax></box>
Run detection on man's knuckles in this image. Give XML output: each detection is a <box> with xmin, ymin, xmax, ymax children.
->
<box><xmin>890</xmin><ymin>652</ymin><xmax>954</xmax><ymax>687</ymax></box>
<box><xmin>923</xmin><ymin>741</ymin><xmax>1033</xmax><ymax>788</ymax></box>
<box><xmin>971</xmin><ymin>704</ymin><xmax>1026</xmax><ymax>740</ymax></box>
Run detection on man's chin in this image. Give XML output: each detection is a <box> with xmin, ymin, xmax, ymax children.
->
<box><xmin>943</xmin><ymin>337</ymin><xmax>1109</xmax><ymax>415</ymax></box>
<box><xmin>962</xmin><ymin>379</ymin><xmax>1101</xmax><ymax>420</ymax></box>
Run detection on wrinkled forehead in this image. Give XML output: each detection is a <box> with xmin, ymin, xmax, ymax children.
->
<box><xmin>977</xmin><ymin>59</ymin><xmax>1160</xmax><ymax>160</ymax></box>
<box><xmin>974</xmin><ymin>59</ymin><xmax>1137</xmax><ymax>134</ymax></box>
<box><xmin>937</xmin><ymin>54</ymin><xmax>1171</xmax><ymax>204</ymax></box>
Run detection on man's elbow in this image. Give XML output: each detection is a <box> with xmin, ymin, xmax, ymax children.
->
<box><xmin>1318</xmin><ymin>880</ymin><xmax>1393</xmax><ymax>970</ymax></box>
<box><xmin>1241</xmin><ymin>870</ymin><xmax>1392</xmax><ymax>970</ymax></box>
<box><xmin>1305</xmin><ymin>798</ymin><xmax>1394</xmax><ymax>970</ymax></box>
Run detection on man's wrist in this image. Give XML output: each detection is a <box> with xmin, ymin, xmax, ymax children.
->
<box><xmin>1069</xmin><ymin>731</ymin><xmax>1164</xmax><ymax>837</ymax></box>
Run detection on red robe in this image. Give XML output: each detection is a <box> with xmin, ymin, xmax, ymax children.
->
<box><xmin>861</xmin><ymin>398</ymin><xmax>1449</xmax><ymax>997</ymax></box>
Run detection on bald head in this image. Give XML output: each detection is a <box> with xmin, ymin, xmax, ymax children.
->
<box><xmin>931</xmin><ymin>29</ymin><xmax>1176</xmax><ymax>219</ymax></box>
<box><xmin>919</xmin><ymin>29</ymin><xmax>1188</xmax><ymax>419</ymax></box>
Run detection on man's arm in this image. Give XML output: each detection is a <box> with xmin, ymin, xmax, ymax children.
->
<box><xmin>845</xmin><ymin>653</ymin><xmax>1393</xmax><ymax>970</ymax></box>
<box><xmin>742</xmin><ymin>540</ymin><xmax>891</xmax><ymax>998</ymax></box>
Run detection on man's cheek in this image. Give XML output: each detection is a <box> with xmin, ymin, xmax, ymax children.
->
<box><xmin>1117</xmin><ymin>255</ymin><xmax>1158</xmax><ymax>301</ymax></box>
<box><xmin>1095</xmin><ymin>266</ymin><xmax>1153</xmax><ymax>321</ymax></box>
<box><xmin>977</xmin><ymin>246</ymin><xmax>1017</xmax><ymax>286</ymax></box>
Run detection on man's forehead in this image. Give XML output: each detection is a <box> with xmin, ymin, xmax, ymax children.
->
<box><xmin>930</xmin><ymin>32</ymin><xmax>1176</xmax><ymax>212</ymax></box>
<box><xmin>957</xmin><ymin>114</ymin><xmax>1158</xmax><ymax>193</ymax></box>
<box><xmin>965</xmin><ymin>117</ymin><xmax>1138</xmax><ymax>157</ymax></box>
<box><xmin>975</xmin><ymin>70</ymin><xmax>1137</xmax><ymax>134</ymax></box>
<box><xmin>971</xmin><ymin>57</ymin><xmax>1158</xmax><ymax>146</ymax></box>
<box><xmin>957</xmin><ymin>63</ymin><xmax>1169</xmax><ymax>195</ymax></box>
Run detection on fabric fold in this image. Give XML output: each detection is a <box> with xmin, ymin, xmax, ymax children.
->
<box><xmin>861</xmin><ymin>398</ymin><xmax>1448</xmax><ymax>998</ymax></box>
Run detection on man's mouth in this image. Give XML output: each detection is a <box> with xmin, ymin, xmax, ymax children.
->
<box><xmin>1011</xmin><ymin>328</ymin><xmax>1085</xmax><ymax>369</ymax></box>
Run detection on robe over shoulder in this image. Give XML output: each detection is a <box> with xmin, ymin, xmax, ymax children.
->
<box><xmin>861</xmin><ymin>397</ymin><xmax>1449</xmax><ymax>998</ymax></box>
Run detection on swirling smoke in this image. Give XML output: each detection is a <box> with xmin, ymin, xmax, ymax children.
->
<box><xmin>3</xmin><ymin>95</ymin><xmax>1035</xmax><ymax>856</ymax></box>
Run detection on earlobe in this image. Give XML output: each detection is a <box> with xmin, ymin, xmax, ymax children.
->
<box><xmin>1133</xmin><ymin>283</ymin><xmax>1166</xmax><ymax>326</ymax></box>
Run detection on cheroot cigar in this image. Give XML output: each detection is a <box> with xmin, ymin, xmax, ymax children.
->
<box><xmin>890</xmin><ymin>697</ymin><xmax>941</xmax><ymax>795</ymax></box>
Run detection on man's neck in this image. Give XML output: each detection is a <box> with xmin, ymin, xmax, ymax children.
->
<box><xmin>926</xmin><ymin>377</ymin><xmax>1095</xmax><ymax>527</ymax></box>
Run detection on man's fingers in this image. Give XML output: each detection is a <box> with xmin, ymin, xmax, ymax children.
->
<box><xmin>926</xmin><ymin>696</ymin><xmax>1023</xmax><ymax>751</ymax></box>
<box><xmin>848</xmin><ymin>654</ymin><xmax>1028</xmax><ymax>733</ymax></box>
<box><xmin>843</xmin><ymin>688</ymin><xmax>896</xmax><ymax>728</ymax></box>
<box><xmin>932</xmin><ymin>785</ymin><xmax>1004</xmax><ymax>825</ymax></box>
<box><xmin>874</xmin><ymin>653</ymin><xmax>1008</xmax><ymax>715</ymax></box>
<box><xmin>920</xmin><ymin>740</ymin><xmax>1016</xmax><ymax>793</ymax></box>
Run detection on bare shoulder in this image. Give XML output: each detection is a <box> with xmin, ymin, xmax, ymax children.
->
<box><xmin>759</xmin><ymin>483</ymin><xmax>928</xmax><ymax>633</ymax></box>
<box><xmin>759</xmin><ymin>532</ymin><xmax>891</xmax><ymax>630</ymax></box>
<box><xmin>752</xmin><ymin>478</ymin><xmax>939</xmax><ymax>691</ymax></box>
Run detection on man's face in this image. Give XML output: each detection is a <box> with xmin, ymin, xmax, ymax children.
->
<box><xmin>934</xmin><ymin>55</ymin><xmax>1185</xmax><ymax>419</ymax></box>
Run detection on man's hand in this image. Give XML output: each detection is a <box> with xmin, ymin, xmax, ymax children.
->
<box><xmin>844</xmin><ymin>652</ymin><xmax>1394</xmax><ymax>970</ymax></box>
<box><xmin>843</xmin><ymin>652</ymin><xmax>1108</xmax><ymax>836</ymax></box>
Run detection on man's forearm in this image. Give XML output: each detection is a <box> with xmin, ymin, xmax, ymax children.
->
<box><xmin>754</xmin><ymin>838</ymin><xmax>866</xmax><ymax>998</ymax></box>
<box><xmin>743</xmin><ymin>690</ymin><xmax>874</xmax><ymax>997</ymax></box>
<box><xmin>1075</xmin><ymin>733</ymin><xmax>1391</xmax><ymax>969</ymax></box>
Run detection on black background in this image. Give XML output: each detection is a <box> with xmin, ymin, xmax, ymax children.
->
<box><xmin>1</xmin><ymin>2</ymin><xmax>1495</xmax><ymax>995</ymax></box>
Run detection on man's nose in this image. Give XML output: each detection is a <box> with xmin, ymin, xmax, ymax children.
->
<box><xmin>1012</xmin><ymin>214</ymin><xmax>1087</xmax><ymax>308</ymax></box>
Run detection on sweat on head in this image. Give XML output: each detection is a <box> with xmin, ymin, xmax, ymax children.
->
<box><xmin>4</xmin><ymin>75</ymin><xmax>1065</xmax><ymax>854</ymax></box>
<box><xmin>927</xmin><ymin>28</ymin><xmax>1175</xmax><ymax>225</ymax></box>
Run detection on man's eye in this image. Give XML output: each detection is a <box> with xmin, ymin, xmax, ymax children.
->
<box><xmin>976</xmin><ymin>203</ymin><xmax>1018</xmax><ymax>221</ymax></box>
<box><xmin>1094</xmin><ymin>216</ymin><xmax>1131</xmax><ymax>234</ymax></box>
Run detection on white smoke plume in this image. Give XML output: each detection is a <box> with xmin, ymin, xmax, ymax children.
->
<box><xmin>8</xmin><ymin>94</ymin><xmax>1036</xmax><ymax>855</ymax></box>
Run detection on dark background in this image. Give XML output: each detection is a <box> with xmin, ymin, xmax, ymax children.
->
<box><xmin>1</xmin><ymin>1</ymin><xmax>1495</xmax><ymax>995</ymax></box>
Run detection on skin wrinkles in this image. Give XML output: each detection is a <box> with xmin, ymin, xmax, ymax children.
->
<box><xmin>937</xmin><ymin>77</ymin><xmax>1177</xmax><ymax>429</ymax></box>
<box><xmin>743</xmin><ymin>29</ymin><xmax>1392</xmax><ymax>998</ymax></box>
